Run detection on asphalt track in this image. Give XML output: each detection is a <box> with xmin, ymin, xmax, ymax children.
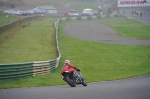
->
<box><xmin>63</xmin><ymin>19</ymin><xmax>150</xmax><ymax>46</ymax></box>
<box><xmin>0</xmin><ymin>75</ymin><xmax>150</xmax><ymax>99</ymax></box>
<box><xmin>63</xmin><ymin>7</ymin><xmax>150</xmax><ymax>46</ymax></box>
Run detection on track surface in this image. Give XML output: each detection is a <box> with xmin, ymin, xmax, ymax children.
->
<box><xmin>0</xmin><ymin>75</ymin><xmax>150</xmax><ymax>99</ymax></box>
<box><xmin>63</xmin><ymin>17</ymin><xmax>150</xmax><ymax>46</ymax></box>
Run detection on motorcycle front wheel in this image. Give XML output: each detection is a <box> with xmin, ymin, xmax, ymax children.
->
<box><xmin>81</xmin><ymin>78</ymin><xmax>87</xmax><ymax>86</ymax></box>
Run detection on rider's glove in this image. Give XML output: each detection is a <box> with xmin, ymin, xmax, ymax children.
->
<box><xmin>76</xmin><ymin>68</ymin><xmax>80</xmax><ymax>71</ymax></box>
<box><xmin>74</xmin><ymin>67</ymin><xmax>80</xmax><ymax>71</ymax></box>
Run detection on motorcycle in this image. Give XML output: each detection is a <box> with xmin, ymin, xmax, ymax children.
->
<box><xmin>62</xmin><ymin>70</ymin><xmax>87</xmax><ymax>87</ymax></box>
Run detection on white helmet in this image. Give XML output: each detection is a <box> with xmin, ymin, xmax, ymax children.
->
<box><xmin>65</xmin><ymin>60</ymin><xmax>70</xmax><ymax>64</ymax></box>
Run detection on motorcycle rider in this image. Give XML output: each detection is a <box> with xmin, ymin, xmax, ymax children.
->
<box><xmin>61</xmin><ymin>60</ymin><xmax>80</xmax><ymax>79</ymax></box>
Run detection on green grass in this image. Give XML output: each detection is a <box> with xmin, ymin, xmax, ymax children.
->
<box><xmin>0</xmin><ymin>17</ymin><xmax>150</xmax><ymax>89</ymax></box>
<box><xmin>102</xmin><ymin>19</ymin><xmax>150</xmax><ymax>39</ymax></box>
<box><xmin>58</xmin><ymin>21</ymin><xmax>150</xmax><ymax>81</ymax></box>
<box><xmin>0</xmin><ymin>18</ymin><xmax>57</xmax><ymax>64</ymax></box>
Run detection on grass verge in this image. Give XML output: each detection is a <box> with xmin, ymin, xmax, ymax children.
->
<box><xmin>0</xmin><ymin>17</ymin><xmax>150</xmax><ymax>89</ymax></box>
<box><xmin>58</xmin><ymin>19</ymin><xmax>150</xmax><ymax>82</ymax></box>
<box><xmin>102</xmin><ymin>18</ymin><xmax>150</xmax><ymax>39</ymax></box>
<box><xmin>0</xmin><ymin>18</ymin><xmax>57</xmax><ymax>64</ymax></box>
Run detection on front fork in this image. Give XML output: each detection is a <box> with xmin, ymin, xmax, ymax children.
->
<box><xmin>74</xmin><ymin>73</ymin><xmax>83</xmax><ymax>83</ymax></box>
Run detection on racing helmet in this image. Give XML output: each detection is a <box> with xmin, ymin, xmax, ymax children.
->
<box><xmin>65</xmin><ymin>60</ymin><xmax>70</xmax><ymax>64</ymax></box>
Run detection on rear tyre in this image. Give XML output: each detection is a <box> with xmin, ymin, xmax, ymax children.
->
<box><xmin>65</xmin><ymin>76</ymin><xmax>76</xmax><ymax>87</ymax></box>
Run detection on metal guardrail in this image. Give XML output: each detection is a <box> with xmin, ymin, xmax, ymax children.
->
<box><xmin>61</xmin><ymin>14</ymin><xmax>120</xmax><ymax>21</ymax></box>
<box><xmin>0</xmin><ymin>62</ymin><xmax>33</xmax><ymax>80</ymax></box>
<box><xmin>0</xmin><ymin>18</ymin><xmax>61</xmax><ymax>80</ymax></box>
<box><xmin>33</xmin><ymin>59</ymin><xmax>58</xmax><ymax>76</ymax></box>
<box><xmin>0</xmin><ymin>16</ymin><xmax>41</xmax><ymax>34</ymax></box>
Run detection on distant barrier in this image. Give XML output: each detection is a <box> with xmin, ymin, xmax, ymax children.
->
<box><xmin>61</xmin><ymin>14</ymin><xmax>120</xmax><ymax>21</ymax></box>
<box><xmin>0</xmin><ymin>16</ymin><xmax>42</xmax><ymax>34</ymax></box>
<box><xmin>0</xmin><ymin>18</ymin><xmax>61</xmax><ymax>80</ymax></box>
<box><xmin>131</xmin><ymin>10</ymin><xmax>150</xmax><ymax>17</ymax></box>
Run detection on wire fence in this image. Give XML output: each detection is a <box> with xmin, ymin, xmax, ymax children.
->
<box><xmin>0</xmin><ymin>16</ymin><xmax>42</xmax><ymax>34</ymax></box>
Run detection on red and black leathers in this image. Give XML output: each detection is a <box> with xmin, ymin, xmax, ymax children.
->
<box><xmin>62</xmin><ymin>63</ymin><xmax>77</xmax><ymax>73</ymax></box>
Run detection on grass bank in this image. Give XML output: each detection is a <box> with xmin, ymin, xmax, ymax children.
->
<box><xmin>0</xmin><ymin>18</ymin><xmax>57</xmax><ymax>64</ymax></box>
<box><xmin>102</xmin><ymin>18</ymin><xmax>150</xmax><ymax>39</ymax></box>
<box><xmin>58</xmin><ymin>18</ymin><xmax>150</xmax><ymax>82</ymax></box>
<box><xmin>0</xmin><ymin>17</ymin><xmax>150</xmax><ymax>89</ymax></box>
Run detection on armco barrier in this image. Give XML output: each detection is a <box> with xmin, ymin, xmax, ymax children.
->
<box><xmin>0</xmin><ymin>62</ymin><xmax>33</xmax><ymax>80</ymax></box>
<box><xmin>61</xmin><ymin>14</ymin><xmax>119</xmax><ymax>21</ymax></box>
<box><xmin>32</xmin><ymin>59</ymin><xmax>59</xmax><ymax>76</ymax></box>
<box><xmin>0</xmin><ymin>19</ymin><xmax>61</xmax><ymax>80</ymax></box>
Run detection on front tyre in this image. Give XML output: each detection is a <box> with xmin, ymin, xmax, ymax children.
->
<box><xmin>81</xmin><ymin>78</ymin><xmax>87</xmax><ymax>86</ymax></box>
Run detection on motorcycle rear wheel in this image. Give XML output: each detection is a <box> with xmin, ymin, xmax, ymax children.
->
<box><xmin>65</xmin><ymin>76</ymin><xmax>76</xmax><ymax>87</ymax></box>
